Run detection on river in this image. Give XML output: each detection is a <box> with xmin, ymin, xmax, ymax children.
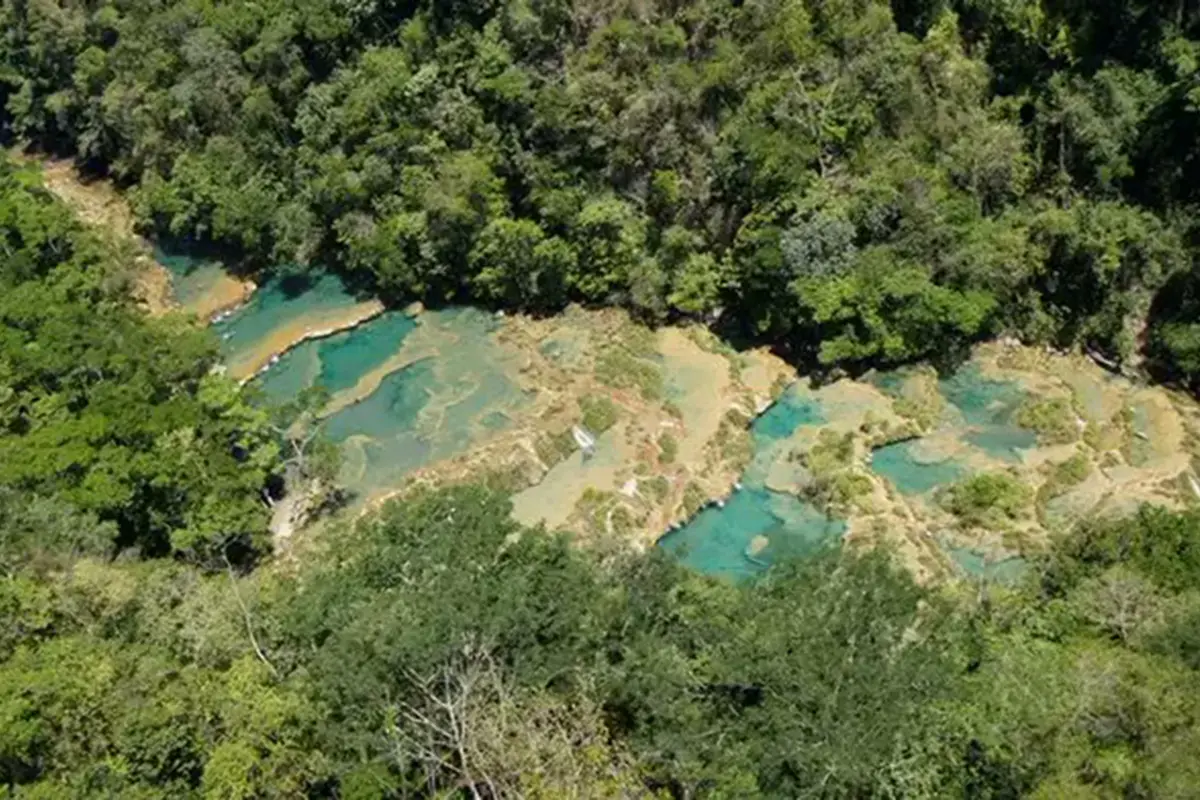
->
<box><xmin>157</xmin><ymin>253</ymin><xmax>1200</xmax><ymax>583</ymax></box>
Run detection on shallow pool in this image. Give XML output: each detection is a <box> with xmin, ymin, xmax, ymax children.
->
<box><xmin>659</xmin><ymin>487</ymin><xmax>845</xmax><ymax>579</ymax></box>
<box><xmin>318</xmin><ymin>308</ymin><xmax>531</xmax><ymax>499</ymax></box>
<box><xmin>155</xmin><ymin>248</ymin><xmax>233</xmax><ymax>314</ymax></box>
<box><xmin>658</xmin><ymin>387</ymin><xmax>845</xmax><ymax>579</ymax></box>
<box><xmin>213</xmin><ymin>271</ymin><xmax>368</xmax><ymax>373</ymax></box>
<box><xmin>253</xmin><ymin>311</ymin><xmax>417</xmax><ymax>403</ymax></box>
<box><xmin>868</xmin><ymin>365</ymin><xmax>1035</xmax><ymax>496</ymax></box>
<box><xmin>162</xmin><ymin>255</ymin><xmax>1035</xmax><ymax>581</ymax></box>
<box><xmin>869</xmin><ymin>439</ymin><xmax>966</xmax><ymax>496</ymax></box>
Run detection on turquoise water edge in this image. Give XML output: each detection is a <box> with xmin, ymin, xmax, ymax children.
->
<box><xmin>659</xmin><ymin>389</ymin><xmax>846</xmax><ymax>579</ymax></box>
<box><xmin>170</xmin><ymin>256</ymin><xmax>1031</xmax><ymax>583</ymax></box>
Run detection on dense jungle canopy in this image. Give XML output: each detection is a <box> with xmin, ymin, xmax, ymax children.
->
<box><xmin>2</xmin><ymin>0</ymin><xmax>1199</xmax><ymax>375</ymax></box>
<box><xmin>5</xmin><ymin>0</ymin><xmax>1200</xmax><ymax>797</ymax></box>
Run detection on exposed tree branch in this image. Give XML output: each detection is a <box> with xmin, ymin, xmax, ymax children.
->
<box><xmin>223</xmin><ymin>549</ymin><xmax>279</xmax><ymax>678</ymax></box>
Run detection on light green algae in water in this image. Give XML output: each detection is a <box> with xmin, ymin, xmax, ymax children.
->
<box><xmin>870</xmin><ymin>365</ymin><xmax>1035</xmax><ymax>495</ymax></box>
<box><xmin>325</xmin><ymin>360</ymin><xmax>438</xmax><ymax>491</ymax></box>
<box><xmin>939</xmin><ymin>365</ymin><xmax>1035</xmax><ymax>461</ymax></box>
<box><xmin>944</xmin><ymin>367</ymin><xmax>1036</xmax><ymax>458</ymax></box>
<box><xmin>939</xmin><ymin>364</ymin><xmax>1025</xmax><ymax>428</ymax></box>
<box><xmin>963</xmin><ymin>426</ymin><xmax>1036</xmax><ymax>462</ymax></box>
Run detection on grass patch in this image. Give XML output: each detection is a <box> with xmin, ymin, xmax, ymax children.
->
<box><xmin>802</xmin><ymin>429</ymin><xmax>855</xmax><ymax>477</ymax></box>
<box><xmin>939</xmin><ymin>472</ymin><xmax>1032</xmax><ymax>529</ymax></box>
<box><xmin>535</xmin><ymin>429</ymin><xmax>576</xmax><ymax>467</ymax></box>
<box><xmin>1036</xmin><ymin>452</ymin><xmax>1092</xmax><ymax>522</ymax></box>
<box><xmin>1083</xmin><ymin>406</ymin><xmax>1131</xmax><ymax>452</ymax></box>
<box><xmin>797</xmin><ymin>430</ymin><xmax>871</xmax><ymax>514</ymax></box>
<box><xmin>1115</xmin><ymin>405</ymin><xmax>1141</xmax><ymax>464</ymax></box>
<box><xmin>891</xmin><ymin>368</ymin><xmax>944</xmax><ymax>431</ymax></box>
<box><xmin>481</xmin><ymin>466</ymin><xmax>532</xmax><ymax>494</ymax></box>
<box><xmin>1017</xmin><ymin>396</ymin><xmax>1080</xmax><ymax>444</ymax></box>
<box><xmin>575</xmin><ymin>488</ymin><xmax>636</xmax><ymax>537</ymax></box>
<box><xmin>658</xmin><ymin>432</ymin><xmax>678</xmax><ymax>464</ymax></box>
<box><xmin>579</xmin><ymin>394</ymin><xmax>619</xmax><ymax>433</ymax></box>
<box><xmin>680</xmin><ymin>481</ymin><xmax>708</xmax><ymax>518</ymax></box>
<box><xmin>595</xmin><ymin>349</ymin><xmax>663</xmax><ymax>400</ymax></box>
<box><xmin>806</xmin><ymin>470</ymin><xmax>875</xmax><ymax>515</ymax></box>
<box><xmin>1173</xmin><ymin>471</ymin><xmax>1200</xmax><ymax>502</ymax></box>
<box><xmin>714</xmin><ymin>411</ymin><xmax>754</xmax><ymax>470</ymax></box>
<box><xmin>611</xmin><ymin>506</ymin><xmax>636</xmax><ymax>536</ymax></box>
<box><xmin>688</xmin><ymin>326</ymin><xmax>736</xmax><ymax>358</ymax></box>
<box><xmin>645</xmin><ymin>475</ymin><xmax>670</xmax><ymax>503</ymax></box>
<box><xmin>724</xmin><ymin>405</ymin><xmax>752</xmax><ymax>427</ymax></box>
<box><xmin>575</xmin><ymin>488</ymin><xmax>608</xmax><ymax>536</ymax></box>
<box><xmin>620</xmin><ymin>324</ymin><xmax>659</xmax><ymax>359</ymax></box>
<box><xmin>1042</xmin><ymin>453</ymin><xmax>1091</xmax><ymax>498</ymax></box>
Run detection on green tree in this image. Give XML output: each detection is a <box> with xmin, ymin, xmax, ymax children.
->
<box><xmin>0</xmin><ymin>161</ymin><xmax>277</xmax><ymax>559</ymax></box>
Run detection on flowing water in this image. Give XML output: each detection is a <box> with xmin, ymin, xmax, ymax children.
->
<box><xmin>164</xmin><ymin>262</ymin><xmax>527</xmax><ymax>502</ymax></box>
<box><xmin>213</xmin><ymin>271</ymin><xmax>382</xmax><ymax>379</ymax></box>
<box><xmin>165</xmin><ymin>260</ymin><xmax>1112</xmax><ymax>585</ymax></box>
<box><xmin>660</xmin><ymin>364</ymin><xmax>1038</xmax><ymax>582</ymax></box>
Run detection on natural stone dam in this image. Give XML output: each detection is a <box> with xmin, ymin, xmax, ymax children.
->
<box><xmin>161</xmin><ymin>255</ymin><xmax>1200</xmax><ymax>583</ymax></box>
